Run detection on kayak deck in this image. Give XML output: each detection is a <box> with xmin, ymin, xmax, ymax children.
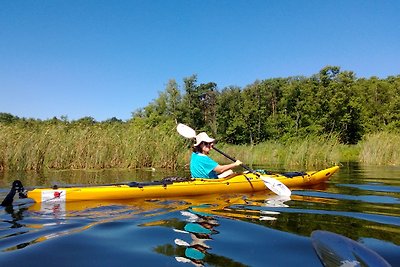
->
<box><xmin>27</xmin><ymin>166</ymin><xmax>339</xmax><ymax>203</ymax></box>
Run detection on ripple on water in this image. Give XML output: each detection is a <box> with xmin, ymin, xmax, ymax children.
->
<box><xmin>1</xmin><ymin>164</ymin><xmax>400</xmax><ymax>266</ymax></box>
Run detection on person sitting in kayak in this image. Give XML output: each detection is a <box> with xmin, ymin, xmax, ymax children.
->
<box><xmin>190</xmin><ymin>132</ymin><xmax>242</xmax><ymax>179</ymax></box>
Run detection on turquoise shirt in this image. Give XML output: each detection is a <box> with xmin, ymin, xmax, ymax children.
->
<box><xmin>190</xmin><ymin>152</ymin><xmax>218</xmax><ymax>178</ymax></box>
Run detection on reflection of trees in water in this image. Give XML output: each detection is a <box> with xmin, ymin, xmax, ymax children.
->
<box><xmin>207</xmin><ymin>192</ymin><xmax>400</xmax><ymax>246</ymax></box>
<box><xmin>259</xmin><ymin>193</ymin><xmax>400</xmax><ymax>245</ymax></box>
<box><xmin>154</xmin><ymin>243</ymin><xmax>249</xmax><ymax>267</ymax></box>
<box><xmin>172</xmin><ymin>193</ymin><xmax>400</xmax><ymax>248</ymax></box>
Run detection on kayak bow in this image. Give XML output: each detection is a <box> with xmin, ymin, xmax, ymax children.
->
<box><xmin>311</xmin><ymin>230</ymin><xmax>391</xmax><ymax>267</ymax></box>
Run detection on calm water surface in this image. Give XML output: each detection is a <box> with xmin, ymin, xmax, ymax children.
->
<box><xmin>0</xmin><ymin>163</ymin><xmax>399</xmax><ymax>266</ymax></box>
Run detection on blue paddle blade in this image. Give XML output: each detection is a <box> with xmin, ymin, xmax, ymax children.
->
<box><xmin>311</xmin><ymin>230</ymin><xmax>391</xmax><ymax>267</ymax></box>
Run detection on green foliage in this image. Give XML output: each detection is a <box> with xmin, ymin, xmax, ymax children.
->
<box><xmin>2</xmin><ymin>66</ymin><xmax>400</xmax><ymax>170</ymax></box>
<box><xmin>0</xmin><ymin>113</ymin><xmax>20</xmax><ymax>124</ymax></box>
<box><xmin>216</xmin><ymin>86</ymin><xmax>247</xmax><ymax>143</ymax></box>
<box><xmin>134</xmin><ymin>66</ymin><xmax>399</xmax><ymax>145</ymax></box>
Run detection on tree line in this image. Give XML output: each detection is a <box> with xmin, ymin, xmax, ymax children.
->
<box><xmin>2</xmin><ymin>66</ymin><xmax>399</xmax><ymax>145</ymax></box>
<box><xmin>134</xmin><ymin>66</ymin><xmax>400</xmax><ymax>144</ymax></box>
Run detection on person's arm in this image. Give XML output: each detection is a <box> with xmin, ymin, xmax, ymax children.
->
<box><xmin>213</xmin><ymin>160</ymin><xmax>242</xmax><ymax>174</ymax></box>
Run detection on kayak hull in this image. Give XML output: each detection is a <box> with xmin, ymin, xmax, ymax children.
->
<box><xmin>27</xmin><ymin>166</ymin><xmax>339</xmax><ymax>203</ymax></box>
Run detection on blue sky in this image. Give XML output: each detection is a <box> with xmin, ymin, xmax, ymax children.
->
<box><xmin>1</xmin><ymin>0</ymin><xmax>399</xmax><ymax>121</ymax></box>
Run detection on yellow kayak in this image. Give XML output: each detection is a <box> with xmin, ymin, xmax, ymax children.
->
<box><xmin>25</xmin><ymin>166</ymin><xmax>339</xmax><ymax>203</ymax></box>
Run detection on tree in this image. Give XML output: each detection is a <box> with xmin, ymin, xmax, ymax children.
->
<box><xmin>165</xmin><ymin>79</ymin><xmax>182</xmax><ymax>123</ymax></box>
<box><xmin>198</xmin><ymin>82</ymin><xmax>217</xmax><ymax>134</ymax></box>
<box><xmin>180</xmin><ymin>75</ymin><xmax>203</xmax><ymax>128</ymax></box>
<box><xmin>0</xmin><ymin>113</ymin><xmax>20</xmax><ymax>124</ymax></box>
<box><xmin>128</xmin><ymin>70</ymin><xmax>400</xmax><ymax>145</ymax></box>
<box><xmin>216</xmin><ymin>86</ymin><xmax>247</xmax><ymax>143</ymax></box>
<box><xmin>73</xmin><ymin>116</ymin><xmax>97</xmax><ymax>125</ymax></box>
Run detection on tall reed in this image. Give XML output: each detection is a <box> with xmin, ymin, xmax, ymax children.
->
<box><xmin>214</xmin><ymin>135</ymin><xmax>341</xmax><ymax>169</ymax></box>
<box><xmin>0</xmin><ymin>121</ymin><xmax>186</xmax><ymax>171</ymax></box>
<box><xmin>359</xmin><ymin>132</ymin><xmax>400</xmax><ymax>165</ymax></box>
<box><xmin>1</xmin><ymin>122</ymin><xmax>398</xmax><ymax>171</ymax></box>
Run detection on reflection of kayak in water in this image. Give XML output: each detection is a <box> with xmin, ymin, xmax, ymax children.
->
<box><xmin>2</xmin><ymin>166</ymin><xmax>339</xmax><ymax>204</ymax></box>
<box><xmin>15</xmin><ymin>193</ymin><xmax>285</xmax><ymax>220</ymax></box>
<box><xmin>311</xmin><ymin>230</ymin><xmax>391</xmax><ymax>267</ymax></box>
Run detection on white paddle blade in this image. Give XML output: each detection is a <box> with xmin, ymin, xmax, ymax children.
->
<box><xmin>173</xmin><ymin>229</ymin><xmax>190</xmax><ymax>234</ymax></box>
<box><xmin>177</xmin><ymin>123</ymin><xmax>197</xmax><ymax>139</ymax></box>
<box><xmin>264</xmin><ymin>195</ymin><xmax>291</xmax><ymax>207</ymax></box>
<box><xmin>261</xmin><ymin>176</ymin><xmax>292</xmax><ymax>197</ymax></box>
<box><xmin>174</xmin><ymin>238</ymin><xmax>190</xmax><ymax>247</ymax></box>
<box><xmin>175</xmin><ymin>257</ymin><xmax>192</xmax><ymax>263</ymax></box>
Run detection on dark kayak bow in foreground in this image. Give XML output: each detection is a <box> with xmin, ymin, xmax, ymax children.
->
<box><xmin>311</xmin><ymin>230</ymin><xmax>391</xmax><ymax>267</ymax></box>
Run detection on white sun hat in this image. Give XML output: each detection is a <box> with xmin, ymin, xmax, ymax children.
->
<box><xmin>194</xmin><ymin>132</ymin><xmax>215</xmax><ymax>147</ymax></box>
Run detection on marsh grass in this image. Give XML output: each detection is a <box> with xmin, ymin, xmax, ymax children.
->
<box><xmin>0</xmin><ymin>122</ymin><xmax>185</xmax><ymax>171</ymax></box>
<box><xmin>1</xmin><ymin>122</ymin><xmax>398</xmax><ymax>171</ymax></box>
<box><xmin>214</xmin><ymin>135</ymin><xmax>341</xmax><ymax>169</ymax></box>
<box><xmin>359</xmin><ymin>132</ymin><xmax>400</xmax><ymax>165</ymax></box>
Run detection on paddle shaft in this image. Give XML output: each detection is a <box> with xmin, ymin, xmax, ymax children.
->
<box><xmin>212</xmin><ymin>146</ymin><xmax>258</xmax><ymax>175</ymax></box>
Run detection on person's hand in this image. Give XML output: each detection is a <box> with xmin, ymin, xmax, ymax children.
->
<box><xmin>234</xmin><ymin>160</ymin><xmax>242</xmax><ymax>166</ymax></box>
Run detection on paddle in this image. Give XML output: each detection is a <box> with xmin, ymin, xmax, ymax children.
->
<box><xmin>1</xmin><ymin>180</ymin><xmax>27</xmax><ymax>207</ymax></box>
<box><xmin>176</xmin><ymin>123</ymin><xmax>291</xmax><ymax>197</ymax></box>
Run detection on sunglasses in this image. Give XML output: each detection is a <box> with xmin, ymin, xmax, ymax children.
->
<box><xmin>203</xmin><ymin>142</ymin><xmax>213</xmax><ymax>147</ymax></box>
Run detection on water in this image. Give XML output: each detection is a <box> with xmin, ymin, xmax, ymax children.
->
<box><xmin>0</xmin><ymin>163</ymin><xmax>399</xmax><ymax>266</ymax></box>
